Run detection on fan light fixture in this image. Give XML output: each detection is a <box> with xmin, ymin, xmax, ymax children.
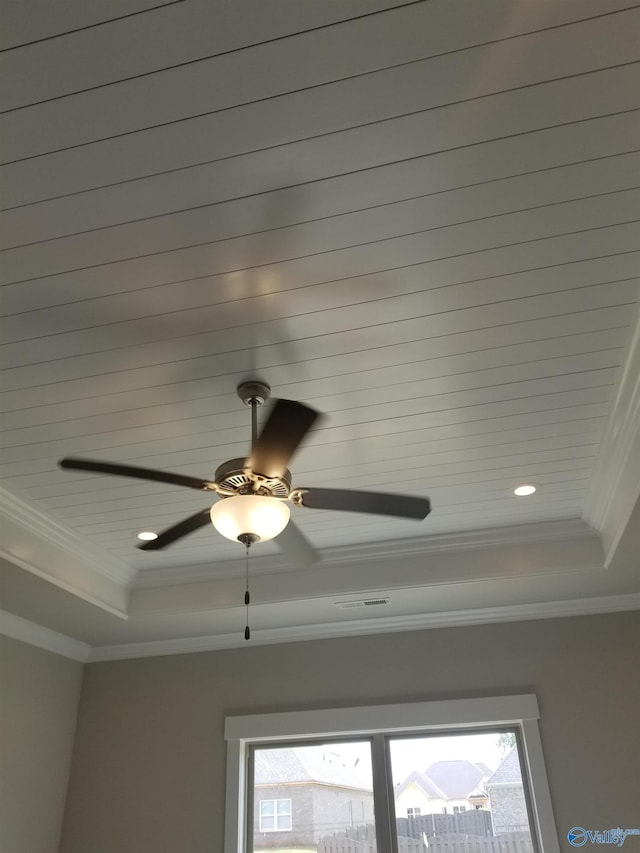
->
<box><xmin>210</xmin><ymin>494</ymin><xmax>290</xmax><ymax>543</ymax></box>
<box><xmin>58</xmin><ymin>380</ymin><xmax>432</xmax><ymax>642</ymax></box>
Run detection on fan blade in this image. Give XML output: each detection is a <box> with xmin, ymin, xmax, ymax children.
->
<box><xmin>247</xmin><ymin>399</ymin><xmax>320</xmax><ymax>479</ymax></box>
<box><xmin>59</xmin><ymin>458</ymin><xmax>213</xmax><ymax>491</ymax></box>
<box><xmin>276</xmin><ymin>520</ymin><xmax>319</xmax><ymax>568</ymax></box>
<box><xmin>138</xmin><ymin>508</ymin><xmax>212</xmax><ymax>550</ymax></box>
<box><xmin>297</xmin><ymin>487</ymin><xmax>431</xmax><ymax>520</ymax></box>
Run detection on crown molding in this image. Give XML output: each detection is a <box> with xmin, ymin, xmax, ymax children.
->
<box><xmin>0</xmin><ymin>485</ymin><xmax>133</xmax><ymax>616</ymax></box>
<box><xmin>87</xmin><ymin>591</ymin><xmax>640</xmax><ymax>661</ymax></box>
<box><xmin>0</xmin><ymin>548</ymin><xmax>130</xmax><ymax>619</ymax></box>
<box><xmin>0</xmin><ymin>609</ymin><xmax>91</xmax><ymax>662</ymax></box>
<box><xmin>0</xmin><ymin>485</ymin><xmax>135</xmax><ymax>585</ymax></box>
<box><xmin>583</xmin><ymin>303</ymin><xmax>640</xmax><ymax>564</ymax></box>
<box><xmin>133</xmin><ymin>518</ymin><xmax>595</xmax><ymax>588</ymax></box>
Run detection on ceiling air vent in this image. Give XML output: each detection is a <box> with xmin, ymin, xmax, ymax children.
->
<box><xmin>335</xmin><ymin>598</ymin><xmax>390</xmax><ymax>610</ymax></box>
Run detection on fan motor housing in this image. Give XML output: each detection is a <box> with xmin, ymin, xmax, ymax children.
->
<box><xmin>214</xmin><ymin>457</ymin><xmax>292</xmax><ymax>497</ymax></box>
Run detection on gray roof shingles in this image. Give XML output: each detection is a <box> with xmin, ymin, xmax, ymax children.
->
<box><xmin>423</xmin><ymin>760</ymin><xmax>490</xmax><ymax>800</ymax></box>
<box><xmin>486</xmin><ymin>748</ymin><xmax>523</xmax><ymax>786</ymax></box>
<box><xmin>255</xmin><ymin>747</ymin><xmax>372</xmax><ymax>791</ymax></box>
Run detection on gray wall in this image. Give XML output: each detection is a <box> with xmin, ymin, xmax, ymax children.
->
<box><xmin>0</xmin><ymin>635</ymin><xmax>83</xmax><ymax>853</ymax></box>
<box><xmin>59</xmin><ymin>612</ymin><xmax>640</xmax><ymax>853</ymax></box>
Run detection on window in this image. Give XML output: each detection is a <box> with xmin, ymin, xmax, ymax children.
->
<box><xmin>259</xmin><ymin>798</ymin><xmax>291</xmax><ymax>832</ymax></box>
<box><xmin>225</xmin><ymin>694</ymin><xmax>559</xmax><ymax>853</ymax></box>
<box><xmin>252</xmin><ymin>742</ymin><xmax>375</xmax><ymax>847</ymax></box>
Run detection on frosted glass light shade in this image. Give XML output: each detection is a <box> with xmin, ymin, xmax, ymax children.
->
<box><xmin>210</xmin><ymin>495</ymin><xmax>290</xmax><ymax>543</ymax></box>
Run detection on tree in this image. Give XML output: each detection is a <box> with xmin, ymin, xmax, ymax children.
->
<box><xmin>497</xmin><ymin>732</ymin><xmax>516</xmax><ymax>758</ymax></box>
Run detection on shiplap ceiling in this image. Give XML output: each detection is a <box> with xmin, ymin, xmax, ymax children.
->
<box><xmin>1</xmin><ymin>0</ymin><xmax>639</xmax><ymax>655</ymax></box>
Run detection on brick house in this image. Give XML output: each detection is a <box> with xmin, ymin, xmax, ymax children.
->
<box><xmin>253</xmin><ymin>747</ymin><xmax>374</xmax><ymax>848</ymax></box>
<box><xmin>486</xmin><ymin>748</ymin><xmax>529</xmax><ymax>833</ymax></box>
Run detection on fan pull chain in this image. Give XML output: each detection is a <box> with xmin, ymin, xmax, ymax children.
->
<box><xmin>244</xmin><ymin>541</ymin><xmax>251</xmax><ymax>641</ymax></box>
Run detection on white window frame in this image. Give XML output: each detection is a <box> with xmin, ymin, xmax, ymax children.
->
<box><xmin>258</xmin><ymin>797</ymin><xmax>292</xmax><ymax>833</ymax></box>
<box><xmin>224</xmin><ymin>694</ymin><xmax>559</xmax><ymax>853</ymax></box>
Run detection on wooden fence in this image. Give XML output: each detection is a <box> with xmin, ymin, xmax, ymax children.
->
<box><xmin>397</xmin><ymin>812</ymin><xmax>494</xmax><ymax>839</ymax></box>
<box><xmin>317</xmin><ymin>831</ymin><xmax>534</xmax><ymax>853</ymax></box>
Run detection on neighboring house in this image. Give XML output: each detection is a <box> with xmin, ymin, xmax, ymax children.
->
<box><xmin>395</xmin><ymin>760</ymin><xmax>490</xmax><ymax>817</ymax></box>
<box><xmin>486</xmin><ymin>748</ymin><xmax>529</xmax><ymax>833</ymax></box>
<box><xmin>254</xmin><ymin>747</ymin><xmax>374</xmax><ymax>848</ymax></box>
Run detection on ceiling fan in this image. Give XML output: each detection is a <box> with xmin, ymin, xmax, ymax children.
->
<box><xmin>59</xmin><ymin>381</ymin><xmax>431</xmax><ymax>567</ymax></box>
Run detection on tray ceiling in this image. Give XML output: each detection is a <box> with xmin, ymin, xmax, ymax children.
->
<box><xmin>1</xmin><ymin>0</ymin><xmax>639</xmax><ymax>658</ymax></box>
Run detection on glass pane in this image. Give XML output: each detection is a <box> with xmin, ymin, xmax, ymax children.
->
<box><xmin>252</xmin><ymin>742</ymin><xmax>377</xmax><ymax>852</ymax></box>
<box><xmin>277</xmin><ymin>813</ymin><xmax>292</xmax><ymax>831</ymax></box>
<box><xmin>389</xmin><ymin>732</ymin><xmax>535</xmax><ymax>853</ymax></box>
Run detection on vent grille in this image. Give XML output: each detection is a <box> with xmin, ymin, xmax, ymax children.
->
<box><xmin>216</xmin><ymin>469</ymin><xmax>290</xmax><ymax>497</ymax></box>
<box><xmin>335</xmin><ymin>598</ymin><xmax>390</xmax><ymax>610</ymax></box>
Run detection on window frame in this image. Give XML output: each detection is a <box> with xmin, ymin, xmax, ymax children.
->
<box><xmin>224</xmin><ymin>694</ymin><xmax>559</xmax><ymax>853</ymax></box>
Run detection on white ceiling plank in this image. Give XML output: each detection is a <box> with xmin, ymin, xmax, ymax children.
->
<box><xmin>3</xmin><ymin>1</ymin><xmax>635</xmax><ymax>152</ymax></box>
<box><xmin>7</xmin><ymin>413</ymin><xmax>608</xmax><ymax>499</ymax></box>
<box><xmin>58</xmin><ymin>460</ymin><xmax>593</xmax><ymax>526</ymax></box>
<box><xmin>1</xmin><ymin>0</ymin><xmax>411</xmax><ymax>104</ymax></box>
<box><xmin>3</xmin><ymin>185</ymin><xmax>638</xmax><ymax>334</ymax></box>
<box><xmin>3</xmin><ymin>63</ymin><xmax>639</xmax><ymax>251</ymax></box>
<box><xmin>4</xmin><ymin>150</ymin><xmax>638</xmax><ymax>286</ymax></box>
<box><xmin>4</xmin><ymin>104</ymin><xmax>638</xmax><ymax>233</ymax></box>
<box><xmin>60</xmin><ymin>455</ymin><xmax>596</xmax><ymax>522</ymax></box>
<box><xmin>1</xmin><ymin>382</ymin><xmax>613</xmax><ymax>473</ymax></box>
<box><xmin>1</xmin><ymin>348</ymin><xmax>622</xmax><ymax>451</ymax></box>
<box><xmin>49</xmin><ymin>469</ymin><xmax>594</xmax><ymax>525</ymax></box>
<box><xmin>5</xmin><ymin>0</ymin><xmax>632</xmax><ymax>107</ymax></box>
<box><xmin>1</xmin><ymin>298</ymin><xmax>633</xmax><ymax>407</ymax></box>
<box><xmin>301</xmin><ymin>461</ymin><xmax>596</xmax><ymax>500</ymax></box>
<box><xmin>1</xmin><ymin>329</ymin><xmax>624</xmax><ymax>431</ymax></box>
<box><xmin>33</xmin><ymin>419</ymin><xmax>605</xmax><ymax>509</ymax></box>
<box><xmin>0</xmin><ymin>0</ymin><xmax>178</xmax><ymax>50</ymax></box>
<box><xmin>52</xmin><ymin>473</ymin><xmax>593</xmax><ymax>532</ymax></box>
<box><xmin>3</xmin><ymin>254</ymin><xmax>637</xmax><ymax>368</ymax></box>
<box><xmin>6</xmin><ymin>228</ymin><xmax>638</xmax><ymax>368</ymax></box>
<box><xmin>4</xmin><ymin>169</ymin><xmax>639</xmax><ymax>318</ymax></box>
<box><xmin>299</xmin><ymin>509</ymin><xmax>587</xmax><ymax>547</ymax></box>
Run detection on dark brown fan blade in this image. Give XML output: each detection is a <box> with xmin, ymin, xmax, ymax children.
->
<box><xmin>138</xmin><ymin>508</ymin><xmax>212</xmax><ymax>550</ymax></box>
<box><xmin>297</xmin><ymin>488</ymin><xmax>431</xmax><ymax>520</ymax></box>
<box><xmin>247</xmin><ymin>399</ymin><xmax>320</xmax><ymax>479</ymax></box>
<box><xmin>59</xmin><ymin>458</ymin><xmax>213</xmax><ymax>491</ymax></box>
<box><xmin>276</xmin><ymin>520</ymin><xmax>319</xmax><ymax>567</ymax></box>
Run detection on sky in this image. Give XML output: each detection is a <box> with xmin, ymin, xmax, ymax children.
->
<box><xmin>388</xmin><ymin>732</ymin><xmax>505</xmax><ymax>780</ymax></box>
<box><xmin>305</xmin><ymin>731</ymin><xmax>508</xmax><ymax>789</ymax></box>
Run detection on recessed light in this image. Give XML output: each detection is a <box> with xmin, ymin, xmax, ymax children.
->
<box><xmin>137</xmin><ymin>531</ymin><xmax>158</xmax><ymax>541</ymax></box>
<box><xmin>514</xmin><ymin>485</ymin><xmax>536</xmax><ymax>496</ymax></box>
